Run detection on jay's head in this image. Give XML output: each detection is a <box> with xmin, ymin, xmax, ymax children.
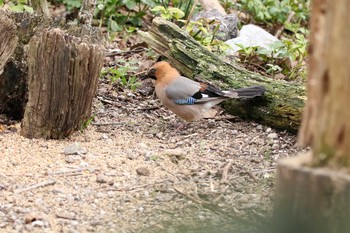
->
<box><xmin>146</xmin><ymin>61</ymin><xmax>179</xmax><ymax>83</ymax></box>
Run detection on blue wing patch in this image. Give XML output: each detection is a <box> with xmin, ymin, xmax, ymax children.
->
<box><xmin>174</xmin><ymin>97</ymin><xmax>197</xmax><ymax>105</ymax></box>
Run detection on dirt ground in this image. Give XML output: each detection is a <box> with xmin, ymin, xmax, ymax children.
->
<box><xmin>0</xmin><ymin>77</ymin><xmax>302</xmax><ymax>233</ymax></box>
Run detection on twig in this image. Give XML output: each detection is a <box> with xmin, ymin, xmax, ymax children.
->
<box><xmin>92</xmin><ymin>121</ymin><xmax>129</xmax><ymax>126</ymax></box>
<box><xmin>97</xmin><ymin>97</ymin><xmax>122</xmax><ymax>106</ymax></box>
<box><xmin>14</xmin><ymin>180</ymin><xmax>56</xmax><ymax>194</ymax></box>
<box><xmin>106</xmin><ymin>47</ymin><xmax>146</xmax><ymax>57</ymax></box>
<box><xmin>155</xmin><ymin>161</ymin><xmax>181</xmax><ymax>181</ymax></box>
<box><xmin>173</xmin><ymin>186</ymin><xmax>210</xmax><ymax>205</ymax></box>
<box><xmin>49</xmin><ymin>168</ymin><xmax>97</xmax><ymax>176</ymax></box>
<box><xmin>108</xmin><ymin>179</ymin><xmax>172</xmax><ymax>192</ymax></box>
<box><xmin>275</xmin><ymin>11</ymin><xmax>296</xmax><ymax>38</ymax></box>
<box><xmin>220</xmin><ymin>160</ymin><xmax>235</xmax><ymax>184</ymax></box>
<box><xmin>241</xmin><ymin>171</ymin><xmax>258</xmax><ymax>182</ymax></box>
<box><xmin>56</xmin><ymin>213</ymin><xmax>77</xmax><ymax>220</ymax></box>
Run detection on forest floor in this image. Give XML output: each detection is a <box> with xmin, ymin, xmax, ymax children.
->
<box><xmin>0</xmin><ymin>20</ymin><xmax>305</xmax><ymax>232</ymax></box>
<box><xmin>0</xmin><ymin>78</ymin><xmax>302</xmax><ymax>232</ymax></box>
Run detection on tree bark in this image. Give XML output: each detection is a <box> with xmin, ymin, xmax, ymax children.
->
<box><xmin>274</xmin><ymin>153</ymin><xmax>350</xmax><ymax>233</ymax></box>
<box><xmin>0</xmin><ymin>11</ymin><xmax>42</xmax><ymax>119</ymax></box>
<box><xmin>274</xmin><ymin>0</ymin><xmax>350</xmax><ymax>232</ymax></box>
<box><xmin>138</xmin><ymin>17</ymin><xmax>305</xmax><ymax>132</ymax></box>
<box><xmin>0</xmin><ymin>13</ymin><xmax>18</xmax><ymax>75</ymax></box>
<box><xmin>298</xmin><ymin>0</ymin><xmax>350</xmax><ymax>167</ymax></box>
<box><xmin>20</xmin><ymin>28</ymin><xmax>104</xmax><ymax>139</ymax></box>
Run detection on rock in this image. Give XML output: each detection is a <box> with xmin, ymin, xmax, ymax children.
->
<box><xmin>96</xmin><ymin>174</ymin><xmax>108</xmax><ymax>183</ymax></box>
<box><xmin>267</xmin><ymin>133</ymin><xmax>278</xmax><ymax>139</ymax></box>
<box><xmin>136</xmin><ymin>167</ymin><xmax>150</xmax><ymax>176</ymax></box>
<box><xmin>31</xmin><ymin>220</ymin><xmax>46</xmax><ymax>227</ymax></box>
<box><xmin>191</xmin><ymin>9</ymin><xmax>239</xmax><ymax>41</ymax></box>
<box><xmin>24</xmin><ymin>212</ymin><xmax>37</xmax><ymax>224</ymax></box>
<box><xmin>65</xmin><ymin>155</ymin><xmax>80</xmax><ymax>163</ymax></box>
<box><xmin>63</xmin><ymin>143</ymin><xmax>87</xmax><ymax>155</ymax></box>
<box><xmin>225</xmin><ymin>24</ymin><xmax>280</xmax><ymax>55</ymax></box>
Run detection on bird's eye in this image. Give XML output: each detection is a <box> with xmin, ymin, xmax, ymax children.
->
<box><xmin>148</xmin><ymin>68</ymin><xmax>157</xmax><ymax>79</ymax></box>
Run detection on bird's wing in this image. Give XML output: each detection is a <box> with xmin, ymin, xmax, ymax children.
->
<box><xmin>165</xmin><ymin>76</ymin><xmax>227</xmax><ymax>105</ymax></box>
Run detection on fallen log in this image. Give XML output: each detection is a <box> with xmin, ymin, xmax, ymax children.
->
<box><xmin>138</xmin><ymin>17</ymin><xmax>305</xmax><ymax>132</ymax></box>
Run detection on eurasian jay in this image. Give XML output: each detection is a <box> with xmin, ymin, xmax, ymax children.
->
<box><xmin>146</xmin><ymin>61</ymin><xmax>265</xmax><ymax>121</ymax></box>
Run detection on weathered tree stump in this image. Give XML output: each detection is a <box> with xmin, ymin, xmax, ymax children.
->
<box><xmin>0</xmin><ymin>14</ymin><xmax>18</xmax><ymax>74</ymax></box>
<box><xmin>139</xmin><ymin>17</ymin><xmax>305</xmax><ymax>132</ymax></box>
<box><xmin>274</xmin><ymin>0</ymin><xmax>350</xmax><ymax>232</ymax></box>
<box><xmin>274</xmin><ymin>153</ymin><xmax>350</xmax><ymax>233</ymax></box>
<box><xmin>20</xmin><ymin>28</ymin><xmax>104</xmax><ymax>139</ymax></box>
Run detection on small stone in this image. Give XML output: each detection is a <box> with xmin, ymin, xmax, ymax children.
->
<box><xmin>266</xmin><ymin>128</ymin><xmax>272</xmax><ymax>133</ymax></box>
<box><xmin>31</xmin><ymin>220</ymin><xmax>46</xmax><ymax>227</ymax></box>
<box><xmin>24</xmin><ymin>213</ymin><xmax>37</xmax><ymax>224</ymax></box>
<box><xmin>100</xmin><ymin>134</ymin><xmax>109</xmax><ymax>140</ymax></box>
<box><xmin>272</xmin><ymin>143</ymin><xmax>279</xmax><ymax>149</ymax></box>
<box><xmin>136</xmin><ymin>167</ymin><xmax>150</xmax><ymax>176</ymax></box>
<box><xmin>256</xmin><ymin>125</ymin><xmax>263</xmax><ymax>130</ymax></box>
<box><xmin>96</xmin><ymin>174</ymin><xmax>108</xmax><ymax>183</ymax></box>
<box><xmin>63</xmin><ymin>143</ymin><xmax>87</xmax><ymax>155</ymax></box>
<box><xmin>267</xmin><ymin>133</ymin><xmax>278</xmax><ymax>139</ymax></box>
<box><xmin>155</xmin><ymin>132</ymin><xmax>163</xmax><ymax>139</ymax></box>
<box><xmin>65</xmin><ymin>155</ymin><xmax>80</xmax><ymax>163</ymax></box>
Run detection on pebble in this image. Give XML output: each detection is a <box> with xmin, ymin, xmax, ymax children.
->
<box><xmin>267</xmin><ymin>133</ymin><xmax>278</xmax><ymax>139</ymax></box>
<box><xmin>32</xmin><ymin>220</ymin><xmax>46</xmax><ymax>227</ymax></box>
<box><xmin>65</xmin><ymin>155</ymin><xmax>80</xmax><ymax>163</ymax></box>
<box><xmin>136</xmin><ymin>167</ymin><xmax>150</xmax><ymax>176</ymax></box>
<box><xmin>63</xmin><ymin>143</ymin><xmax>87</xmax><ymax>155</ymax></box>
<box><xmin>96</xmin><ymin>174</ymin><xmax>108</xmax><ymax>183</ymax></box>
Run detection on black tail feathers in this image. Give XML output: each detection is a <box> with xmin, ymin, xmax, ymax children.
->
<box><xmin>232</xmin><ymin>85</ymin><xmax>265</xmax><ymax>98</ymax></box>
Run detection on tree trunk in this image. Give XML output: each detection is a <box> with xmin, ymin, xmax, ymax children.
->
<box><xmin>20</xmin><ymin>28</ymin><xmax>104</xmax><ymax>139</ymax></box>
<box><xmin>0</xmin><ymin>11</ymin><xmax>41</xmax><ymax>119</ymax></box>
<box><xmin>138</xmin><ymin>17</ymin><xmax>305</xmax><ymax>132</ymax></box>
<box><xmin>274</xmin><ymin>0</ymin><xmax>350</xmax><ymax>232</ymax></box>
<box><xmin>298</xmin><ymin>0</ymin><xmax>350</xmax><ymax>167</ymax></box>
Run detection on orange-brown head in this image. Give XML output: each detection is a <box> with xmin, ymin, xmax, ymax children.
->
<box><xmin>147</xmin><ymin>61</ymin><xmax>180</xmax><ymax>85</ymax></box>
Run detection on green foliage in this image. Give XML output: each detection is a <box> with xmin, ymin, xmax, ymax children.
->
<box><xmin>80</xmin><ymin>115</ymin><xmax>95</xmax><ymax>131</ymax></box>
<box><xmin>183</xmin><ymin>18</ymin><xmax>231</xmax><ymax>54</ymax></box>
<box><xmin>236</xmin><ymin>0</ymin><xmax>310</xmax><ymax>31</ymax></box>
<box><xmin>59</xmin><ymin>0</ymin><xmax>81</xmax><ymax>11</ymax></box>
<box><xmin>102</xmin><ymin>59</ymin><xmax>141</xmax><ymax>91</ymax></box>
<box><xmin>236</xmin><ymin>30</ymin><xmax>308</xmax><ymax>80</ymax></box>
<box><xmin>151</xmin><ymin>5</ymin><xmax>184</xmax><ymax>20</ymax></box>
<box><xmin>3</xmin><ymin>0</ymin><xmax>33</xmax><ymax>13</ymax></box>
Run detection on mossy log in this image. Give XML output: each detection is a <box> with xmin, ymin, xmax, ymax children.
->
<box><xmin>138</xmin><ymin>17</ymin><xmax>305</xmax><ymax>132</ymax></box>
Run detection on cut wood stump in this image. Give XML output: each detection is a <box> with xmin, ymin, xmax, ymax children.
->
<box><xmin>20</xmin><ymin>28</ymin><xmax>104</xmax><ymax>139</ymax></box>
<box><xmin>274</xmin><ymin>153</ymin><xmax>350</xmax><ymax>233</ymax></box>
<box><xmin>138</xmin><ymin>17</ymin><xmax>305</xmax><ymax>132</ymax></box>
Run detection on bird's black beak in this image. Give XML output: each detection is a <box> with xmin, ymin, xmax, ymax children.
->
<box><xmin>140</xmin><ymin>68</ymin><xmax>156</xmax><ymax>80</ymax></box>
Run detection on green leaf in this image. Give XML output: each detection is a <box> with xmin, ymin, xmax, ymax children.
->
<box><xmin>124</xmin><ymin>0</ymin><xmax>136</xmax><ymax>10</ymax></box>
<box><xmin>151</xmin><ymin>6</ymin><xmax>165</xmax><ymax>12</ymax></box>
<box><xmin>23</xmin><ymin>5</ymin><xmax>33</xmax><ymax>13</ymax></box>
<box><xmin>168</xmin><ymin>7</ymin><xmax>185</xmax><ymax>19</ymax></box>
<box><xmin>109</xmin><ymin>19</ymin><xmax>122</xmax><ymax>32</ymax></box>
<box><xmin>9</xmin><ymin>4</ymin><xmax>24</xmax><ymax>12</ymax></box>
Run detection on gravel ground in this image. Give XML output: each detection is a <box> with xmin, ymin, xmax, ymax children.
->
<box><xmin>0</xmin><ymin>79</ymin><xmax>302</xmax><ymax>233</ymax></box>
